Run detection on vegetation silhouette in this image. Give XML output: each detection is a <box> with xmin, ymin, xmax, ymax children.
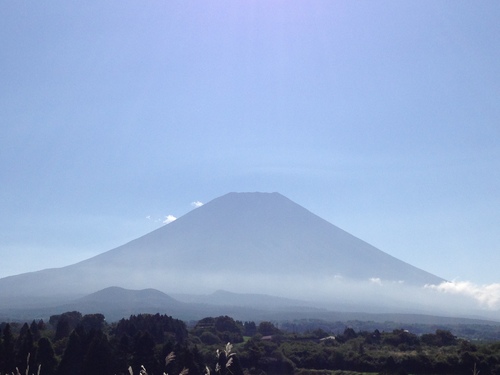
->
<box><xmin>1</xmin><ymin>311</ymin><xmax>499</xmax><ymax>374</ymax></box>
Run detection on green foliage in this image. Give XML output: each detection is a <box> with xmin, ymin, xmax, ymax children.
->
<box><xmin>3</xmin><ymin>312</ymin><xmax>500</xmax><ymax>375</ymax></box>
<box><xmin>81</xmin><ymin>313</ymin><xmax>106</xmax><ymax>332</ymax></box>
<box><xmin>193</xmin><ymin>316</ymin><xmax>244</xmax><ymax>344</ymax></box>
<box><xmin>113</xmin><ymin>313</ymin><xmax>188</xmax><ymax>345</ymax></box>
<box><xmin>257</xmin><ymin>321</ymin><xmax>281</xmax><ymax>336</ymax></box>
<box><xmin>200</xmin><ymin>331</ymin><xmax>222</xmax><ymax>345</ymax></box>
<box><xmin>420</xmin><ymin>329</ymin><xmax>457</xmax><ymax>347</ymax></box>
<box><xmin>51</xmin><ymin>311</ymin><xmax>83</xmax><ymax>341</ymax></box>
<box><xmin>382</xmin><ymin>329</ymin><xmax>419</xmax><ymax>350</ymax></box>
<box><xmin>244</xmin><ymin>321</ymin><xmax>257</xmax><ymax>337</ymax></box>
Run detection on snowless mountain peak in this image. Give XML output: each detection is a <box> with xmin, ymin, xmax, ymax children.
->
<box><xmin>0</xmin><ymin>192</ymin><xmax>446</xmax><ymax>311</ymax></box>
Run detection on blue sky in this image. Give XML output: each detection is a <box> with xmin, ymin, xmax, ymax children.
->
<box><xmin>1</xmin><ymin>1</ymin><xmax>499</xmax><ymax>289</ymax></box>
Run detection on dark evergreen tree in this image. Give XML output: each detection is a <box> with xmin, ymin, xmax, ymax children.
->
<box><xmin>82</xmin><ymin>330</ymin><xmax>114</xmax><ymax>375</ymax></box>
<box><xmin>15</xmin><ymin>326</ymin><xmax>35</xmax><ymax>374</ymax></box>
<box><xmin>172</xmin><ymin>342</ymin><xmax>207</xmax><ymax>375</ymax></box>
<box><xmin>37</xmin><ymin>319</ymin><xmax>47</xmax><ymax>332</ymax></box>
<box><xmin>81</xmin><ymin>313</ymin><xmax>106</xmax><ymax>333</ymax></box>
<box><xmin>57</xmin><ymin>329</ymin><xmax>85</xmax><ymax>375</ymax></box>
<box><xmin>49</xmin><ymin>311</ymin><xmax>82</xmax><ymax>328</ymax></box>
<box><xmin>0</xmin><ymin>326</ymin><xmax>4</xmax><ymax>373</ymax></box>
<box><xmin>50</xmin><ymin>311</ymin><xmax>83</xmax><ymax>341</ymax></box>
<box><xmin>214</xmin><ymin>316</ymin><xmax>242</xmax><ymax>335</ymax></box>
<box><xmin>338</xmin><ymin>327</ymin><xmax>357</xmax><ymax>342</ymax></box>
<box><xmin>257</xmin><ymin>321</ymin><xmax>281</xmax><ymax>336</ymax></box>
<box><xmin>421</xmin><ymin>329</ymin><xmax>457</xmax><ymax>347</ymax></box>
<box><xmin>214</xmin><ymin>316</ymin><xmax>244</xmax><ymax>343</ymax></box>
<box><xmin>113</xmin><ymin>313</ymin><xmax>188</xmax><ymax>345</ymax></box>
<box><xmin>30</xmin><ymin>320</ymin><xmax>41</xmax><ymax>341</ymax></box>
<box><xmin>35</xmin><ymin>337</ymin><xmax>58</xmax><ymax>375</ymax></box>
<box><xmin>113</xmin><ymin>334</ymin><xmax>132</xmax><ymax>375</ymax></box>
<box><xmin>131</xmin><ymin>331</ymin><xmax>157</xmax><ymax>374</ymax></box>
<box><xmin>54</xmin><ymin>318</ymin><xmax>72</xmax><ymax>342</ymax></box>
<box><xmin>243</xmin><ymin>321</ymin><xmax>257</xmax><ymax>336</ymax></box>
<box><xmin>15</xmin><ymin>323</ymin><xmax>30</xmax><ymax>352</ymax></box>
<box><xmin>200</xmin><ymin>331</ymin><xmax>222</xmax><ymax>345</ymax></box>
<box><xmin>190</xmin><ymin>345</ymin><xmax>207</xmax><ymax>375</ymax></box>
<box><xmin>1</xmin><ymin>324</ymin><xmax>16</xmax><ymax>373</ymax></box>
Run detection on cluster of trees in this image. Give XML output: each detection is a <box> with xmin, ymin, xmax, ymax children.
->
<box><xmin>0</xmin><ymin>312</ymin><xmax>202</xmax><ymax>375</ymax></box>
<box><xmin>1</xmin><ymin>311</ymin><xmax>500</xmax><ymax>375</ymax></box>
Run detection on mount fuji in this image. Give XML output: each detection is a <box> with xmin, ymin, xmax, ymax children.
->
<box><xmin>0</xmin><ymin>192</ymin><xmax>448</xmax><ymax>314</ymax></box>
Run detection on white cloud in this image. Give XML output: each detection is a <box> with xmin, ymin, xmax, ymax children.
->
<box><xmin>191</xmin><ymin>201</ymin><xmax>204</xmax><ymax>208</ymax></box>
<box><xmin>163</xmin><ymin>215</ymin><xmax>177</xmax><ymax>224</ymax></box>
<box><xmin>369</xmin><ymin>277</ymin><xmax>382</xmax><ymax>285</ymax></box>
<box><xmin>425</xmin><ymin>280</ymin><xmax>500</xmax><ymax>309</ymax></box>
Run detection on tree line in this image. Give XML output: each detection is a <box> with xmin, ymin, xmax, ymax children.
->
<box><xmin>1</xmin><ymin>311</ymin><xmax>500</xmax><ymax>375</ymax></box>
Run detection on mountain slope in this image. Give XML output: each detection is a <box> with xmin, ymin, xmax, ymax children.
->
<box><xmin>0</xmin><ymin>192</ymin><xmax>444</xmax><ymax>306</ymax></box>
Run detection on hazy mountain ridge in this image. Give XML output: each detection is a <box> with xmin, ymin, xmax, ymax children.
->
<box><xmin>0</xmin><ymin>192</ymin><xmax>456</xmax><ymax>317</ymax></box>
<box><xmin>2</xmin><ymin>286</ymin><xmax>499</xmax><ymax>327</ymax></box>
<box><xmin>0</xmin><ymin>287</ymin><xmax>322</xmax><ymax>322</ymax></box>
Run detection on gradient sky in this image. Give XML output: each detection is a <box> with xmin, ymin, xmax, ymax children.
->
<box><xmin>1</xmin><ymin>1</ymin><xmax>499</xmax><ymax>287</ymax></box>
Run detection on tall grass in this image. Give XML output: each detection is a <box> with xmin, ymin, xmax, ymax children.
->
<box><xmin>128</xmin><ymin>342</ymin><xmax>235</xmax><ymax>375</ymax></box>
<box><xmin>127</xmin><ymin>350</ymin><xmax>188</xmax><ymax>375</ymax></box>
<box><xmin>11</xmin><ymin>354</ymin><xmax>40</xmax><ymax>375</ymax></box>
